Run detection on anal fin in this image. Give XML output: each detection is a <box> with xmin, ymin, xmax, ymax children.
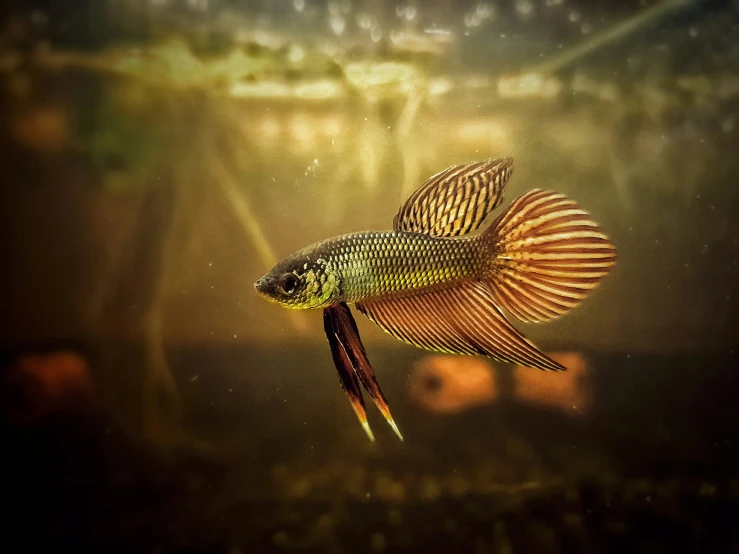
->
<box><xmin>357</xmin><ymin>282</ymin><xmax>565</xmax><ymax>371</ymax></box>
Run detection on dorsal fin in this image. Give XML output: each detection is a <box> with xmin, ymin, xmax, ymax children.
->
<box><xmin>393</xmin><ymin>158</ymin><xmax>513</xmax><ymax>237</ymax></box>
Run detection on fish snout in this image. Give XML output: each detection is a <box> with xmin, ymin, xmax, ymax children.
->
<box><xmin>254</xmin><ymin>277</ymin><xmax>269</xmax><ymax>294</ymax></box>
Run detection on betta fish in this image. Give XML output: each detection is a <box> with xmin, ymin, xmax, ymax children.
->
<box><xmin>254</xmin><ymin>158</ymin><xmax>616</xmax><ymax>441</ymax></box>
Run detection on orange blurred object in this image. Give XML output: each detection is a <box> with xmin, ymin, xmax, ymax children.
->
<box><xmin>409</xmin><ymin>355</ymin><xmax>497</xmax><ymax>414</ymax></box>
<box><xmin>513</xmin><ymin>352</ymin><xmax>591</xmax><ymax>414</ymax></box>
<box><xmin>2</xmin><ymin>350</ymin><xmax>94</xmax><ymax>424</ymax></box>
<box><xmin>11</xmin><ymin>106</ymin><xmax>69</xmax><ymax>155</ymax></box>
<box><xmin>408</xmin><ymin>352</ymin><xmax>591</xmax><ymax>415</ymax></box>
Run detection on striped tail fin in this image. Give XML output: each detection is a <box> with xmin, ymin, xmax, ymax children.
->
<box><xmin>484</xmin><ymin>189</ymin><xmax>616</xmax><ymax>323</ymax></box>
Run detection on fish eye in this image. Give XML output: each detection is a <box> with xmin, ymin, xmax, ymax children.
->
<box><xmin>278</xmin><ymin>273</ymin><xmax>300</xmax><ymax>296</ymax></box>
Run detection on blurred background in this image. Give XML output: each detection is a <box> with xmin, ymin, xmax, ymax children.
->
<box><xmin>1</xmin><ymin>0</ymin><xmax>738</xmax><ymax>552</ymax></box>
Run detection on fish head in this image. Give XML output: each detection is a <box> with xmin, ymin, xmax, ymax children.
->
<box><xmin>254</xmin><ymin>244</ymin><xmax>340</xmax><ymax>310</ymax></box>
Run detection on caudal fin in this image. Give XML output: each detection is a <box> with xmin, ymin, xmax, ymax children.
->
<box><xmin>485</xmin><ymin>189</ymin><xmax>616</xmax><ymax>323</ymax></box>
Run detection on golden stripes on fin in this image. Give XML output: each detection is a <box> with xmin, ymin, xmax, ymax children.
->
<box><xmin>324</xmin><ymin>302</ymin><xmax>403</xmax><ymax>441</ymax></box>
<box><xmin>357</xmin><ymin>282</ymin><xmax>565</xmax><ymax>371</ymax></box>
<box><xmin>487</xmin><ymin>189</ymin><xmax>617</xmax><ymax>323</ymax></box>
<box><xmin>393</xmin><ymin>158</ymin><xmax>513</xmax><ymax>237</ymax></box>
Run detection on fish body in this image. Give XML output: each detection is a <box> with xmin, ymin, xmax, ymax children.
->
<box><xmin>256</xmin><ymin>230</ymin><xmax>486</xmax><ymax>307</ymax></box>
<box><xmin>255</xmin><ymin>157</ymin><xmax>616</xmax><ymax>441</ymax></box>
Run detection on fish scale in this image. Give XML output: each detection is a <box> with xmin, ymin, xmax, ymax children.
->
<box><xmin>314</xmin><ymin>231</ymin><xmax>486</xmax><ymax>303</ymax></box>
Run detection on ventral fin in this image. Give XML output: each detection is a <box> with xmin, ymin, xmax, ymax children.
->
<box><xmin>486</xmin><ymin>189</ymin><xmax>617</xmax><ymax>323</ymax></box>
<box><xmin>393</xmin><ymin>158</ymin><xmax>513</xmax><ymax>237</ymax></box>
<box><xmin>325</xmin><ymin>302</ymin><xmax>403</xmax><ymax>441</ymax></box>
<box><xmin>324</xmin><ymin>307</ymin><xmax>374</xmax><ymax>442</ymax></box>
<box><xmin>357</xmin><ymin>282</ymin><xmax>565</xmax><ymax>371</ymax></box>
